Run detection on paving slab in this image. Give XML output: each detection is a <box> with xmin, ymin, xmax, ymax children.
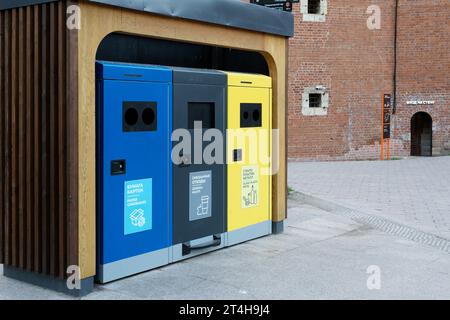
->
<box><xmin>1</xmin><ymin>198</ymin><xmax>450</xmax><ymax>299</ymax></box>
<box><xmin>288</xmin><ymin>157</ymin><xmax>450</xmax><ymax>239</ymax></box>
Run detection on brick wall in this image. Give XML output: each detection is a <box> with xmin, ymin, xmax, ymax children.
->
<box><xmin>285</xmin><ymin>0</ymin><xmax>450</xmax><ymax>160</ymax></box>
<box><xmin>393</xmin><ymin>0</ymin><xmax>450</xmax><ymax>157</ymax></box>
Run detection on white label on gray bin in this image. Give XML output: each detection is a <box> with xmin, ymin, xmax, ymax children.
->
<box><xmin>189</xmin><ymin>170</ymin><xmax>212</xmax><ymax>221</ymax></box>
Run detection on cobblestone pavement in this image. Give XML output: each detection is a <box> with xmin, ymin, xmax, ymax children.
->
<box><xmin>288</xmin><ymin>157</ymin><xmax>450</xmax><ymax>239</ymax></box>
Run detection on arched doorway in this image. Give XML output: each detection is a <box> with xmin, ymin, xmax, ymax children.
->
<box><xmin>411</xmin><ymin>112</ymin><xmax>432</xmax><ymax>156</ymax></box>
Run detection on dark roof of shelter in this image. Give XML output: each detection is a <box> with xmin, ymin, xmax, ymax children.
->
<box><xmin>0</xmin><ymin>0</ymin><xmax>294</xmax><ymax>37</ymax></box>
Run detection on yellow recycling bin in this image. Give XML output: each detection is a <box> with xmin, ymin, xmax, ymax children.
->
<box><xmin>226</xmin><ymin>72</ymin><xmax>272</xmax><ymax>246</ymax></box>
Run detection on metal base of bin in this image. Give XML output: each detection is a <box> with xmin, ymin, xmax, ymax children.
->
<box><xmin>97</xmin><ymin>247</ymin><xmax>170</xmax><ymax>283</ymax></box>
<box><xmin>272</xmin><ymin>221</ymin><xmax>284</xmax><ymax>234</ymax></box>
<box><xmin>171</xmin><ymin>233</ymin><xmax>226</xmax><ymax>263</ymax></box>
<box><xmin>3</xmin><ymin>265</ymin><xmax>94</xmax><ymax>297</ymax></box>
<box><xmin>226</xmin><ymin>220</ymin><xmax>272</xmax><ymax>247</ymax></box>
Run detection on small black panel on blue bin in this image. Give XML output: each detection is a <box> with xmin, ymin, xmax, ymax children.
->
<box><xmin>123</xmin><ymin>101</ymin><xmax>157</xmax><ymax>132</ymax></box>
<box><xmin>111</xmin><ymin>160</ymin><xmax>126</xmax><ymax>175</ymax></box>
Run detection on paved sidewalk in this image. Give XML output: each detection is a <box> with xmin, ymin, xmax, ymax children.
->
<box><xmin>288</xmin><ymin>157</ymin><xmax>450</xmax><ymax>240</ymax></box>
<box><xmin>2</xmin><ymin>198</ymin><xmax>450</xmax><ymax>299</ymax></box>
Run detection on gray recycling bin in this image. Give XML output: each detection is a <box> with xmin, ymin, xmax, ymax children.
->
<box><xmin>171</xmin><ymin>67</ymin><xmax>227</xmax><ymax>261</ymax></box>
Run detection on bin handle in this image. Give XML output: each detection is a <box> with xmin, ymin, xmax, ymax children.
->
<box><xmin>182</xmin><ymin>235</ymin><xmax>222</xmax><ymax>256</ymax></box>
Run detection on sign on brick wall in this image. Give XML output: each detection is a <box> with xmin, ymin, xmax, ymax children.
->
<box><xmin>383</xmin><ymin>94</ymin><xmax>391</xmax><ymax>139</ymax></box>
<box><xmin>250</xmin><ymin>0</ymin><xmax>299</xmax><ymax>12</ymax></box>
<box><xmin>380</xmin><ymin>94</ymin><xmax>392</xmax><ymax>160</ymax></box>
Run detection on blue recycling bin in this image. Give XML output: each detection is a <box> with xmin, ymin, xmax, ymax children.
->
<box><xmin>96</xmin><ymin>61</ymin><xmax>172</xmax><ymax>283</ymax></box>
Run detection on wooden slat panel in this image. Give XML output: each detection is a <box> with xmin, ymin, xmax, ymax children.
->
<box><xmin>10</xmin><ymin>8</ymin><xmax>18</xmax><ymax>268</ymax></box>
<box><xmin>48</xmin><ymin>2</ymin><xmax>57</xmax><ymax>277</ymax></box>
<box><xmin>57</xmin><ymin>1</ymin><xmax>66</xmax><ymax>278</ymax></box>
<box><xmin>0</xmin><ymin>1</ymin><xmax>78</xmax><ymax>278</ymax></box>
<box><xmin>40</xmin><ymin>3</ymin><xmax>49</xmax><ymax>275</ymax></box>
<box><xmin>33</xmin><ymin>4</ymin><xmax>42</xmax><ymax>273</ymax></box>
<box><xmin>17</xmin><ymin>7</ymin><xmax>25</xmax><ymax>270</ymax></box>
<box><xmin>25</xmin><ymin>5</ymin><xmax>34</xmax><ymax>271</ymax></box>
<box><xmin>3</xmin><ymin>10</ymin><xmax>11</xmax><ymax>266</ymax></box>
<box><xmin>0</xmin><ymin>10</ymin><xmax>4</xmax><ymax>264</ymax></box>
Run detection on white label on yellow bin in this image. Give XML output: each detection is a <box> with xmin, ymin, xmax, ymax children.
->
<box><xmin>242</xmin><ymin>165</ymin><xmax>259</xmax><ymax>209</ymax></box>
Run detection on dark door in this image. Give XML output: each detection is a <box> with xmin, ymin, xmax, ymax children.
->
<box><xmin>172</xmin><ymin>68</ymin><xmax>227</xmax><ymax>245</ymax></box>
<box><xmin>411</xmin><ymin>112</ymin><xmax>432</xmax><ymax>156</ymax></box>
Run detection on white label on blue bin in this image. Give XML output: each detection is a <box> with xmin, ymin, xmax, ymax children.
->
<box><xmin>124</xmin><ymin>178</ymin><xmax>153</xmax><ymax>235</ymax></box>
<box><xmin>189</xmin><ymin>171</ymin><xmax>212</xmax><ymax>221</ymax></box>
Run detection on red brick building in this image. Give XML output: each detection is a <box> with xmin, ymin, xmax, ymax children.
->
<box><xmin>284</xmin><ymin>0</ymin><xmax>449</xmax><ymax>160</ymax></box>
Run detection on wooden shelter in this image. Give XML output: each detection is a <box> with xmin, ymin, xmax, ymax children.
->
<box><xmin>0</xmin><ymin>0</ymin><xmax>293</xmax><ymax>294</ymax></box>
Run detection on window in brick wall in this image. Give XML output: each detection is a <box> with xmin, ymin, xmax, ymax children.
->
<box><xmin>308</xmin><ymin>0</ymin><xmax>321</xmax><ymax>14</ymax></box>
<box><xmin>302</xmin><ymin>86</ymin><xmax>329</xmax><ymax>116</ymax></box>
<box><xmin>301</xmin><ymin>0</ymin><xmax>327</xmax><ymax>22</ymax></box>
<box><xmin>308</xmin><ymin>93</ymin><xmax>322</xmax><ymax>108</ymax></box>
